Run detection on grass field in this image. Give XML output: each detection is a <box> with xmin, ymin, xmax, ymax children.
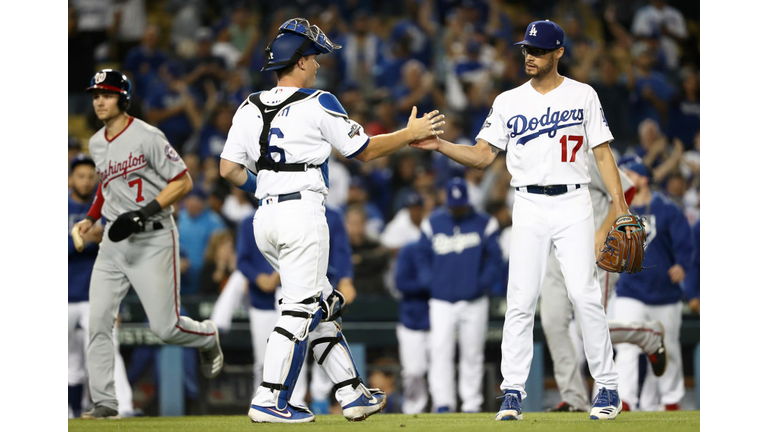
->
<box><xmin>68</xmin><ymin>412</ymin><xmax>700</xmax><ymax>432</ymax></box>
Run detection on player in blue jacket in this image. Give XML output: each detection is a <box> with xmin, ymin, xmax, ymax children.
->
<box><xmin>418</xmin><ymin>177</ymin><xmax>504</xmax><ymax>413</ymax></box>
<box><xmin>612</xmin><ymin>158</ymin><xmax>694</xmax><ymax>411</ymax></box>
<box><xmin>68</xmin><ymin>154</ymin><xmax>134</xmax><ymax>418</ymax></box>
<box><xmin>237</xmin><ymin>204</ymin><xmax>355</xmax><ymax>413</ymax></box>
<box><xmin>394</xmin><ymin>240</ymin><xmax>431</xmax><ymax>414</ymax></box>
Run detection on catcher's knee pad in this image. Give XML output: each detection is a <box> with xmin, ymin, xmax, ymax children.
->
<box><xmin>320</xmin><ymin>289</ymin><xmax>347</xmax><ymax>323</ymax></box>
<box><xmin>261</xmin><ymin>297</ymin><xmax>322</xmax><ymax>410</ymax></box>
<box><xmin>309</xmin><ymin>322</ymin><xmax>364</xmax><ymax>396</ymax></box>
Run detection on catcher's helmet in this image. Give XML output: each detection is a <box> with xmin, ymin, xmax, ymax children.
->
<box><xmin>262</xmin><ymin>17</ymin><xmax>341</xmax><ymax>72</ymax></box>
<box><xmin>85</xmin><ymin>69</ymin><xmax>132</xmax><ymax>111</ymax></box>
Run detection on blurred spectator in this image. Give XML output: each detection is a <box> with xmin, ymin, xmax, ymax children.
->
<box><xmin>177</xmin><ymin>187</ymin><xmax>227</xmax><ymax>294</ymax></box>
<box><xmin>185</xmin><ymin>103</ymin><xmax>233</xmax><ymax>161</ymax></box>
<box><xmin>631</xmin><ymin>0</ymin><xmax>688</xmax><ymax>71</ymax></box>
<box><xmin>381</xmin><ymin>192</ymin><xmax>425</xmax><ymax>252</ymax></box>
<box><xmin>346</xmin><ymin>205</ymin><xmax>390</xmax><ymax>297</ymax></box>
<box><xmin>368</xmin><ymin>367</ymin><xmax>402</xmax><ymax>414</ymax></box>
<box><xmin>71</xmin><ymin>0</ymin><xmax>113</xmax><ymax>62</ymax></box>
<box><xmin>365</xmin><ymin>97</ymin><xmax>400</xmax><ymax>136</ymax></box>
<box><xmin>392</xmin><ymin>60</ymin><xmax>445</xmax><ymax>126</ymax></box>
<box><xmin>327</xmin><ymin>153</ymin><xmax>352</xmax><ymax>208</ymax></box>
<box><xmin>68</xmin><ymin>137</ymin><xmax>83</xmax><ymax>171</ymax></box>
<box><xmin>144</xmin><ymin>62</ymin><xmax>204</xmax><ymax>151</ymax></box>
<box><xmin>663</xmin><ymin>172</ymin><xmax>687</xmax><ymax>209</ymax></box>
<box><xmin>110</xmin><ymin>0</ymin><xmax>148</xmax><ymax>62</ymax></box>
<box><xmin>167</xmin><ymin>0</ymin><xmax>204</xmax><ymax>48</ymax></box>
<box><xmin>627</xmin><ymin>42</ymin><xmax>675</xmax><ymax>131</ymax></box>
<box><xmin>221</xmin><ymin>187</ymin><xmax>256</xmax><ymax>226</ymax></box>
<box><xmin>389</xmin><ymin>0</ymin><xmax>437</xmax><ymax>68</ymax></box>
<box><xmin>227</xmin><ymin>3</ymin><xmax>256</xmax><ymax>54</ymax></box>
<box><xmin>590</xmin><ymin>56</ymin><xmax>632</xmax><ymax>149</ymax></box>
<box><xmin>340</xmin><ymin>12</ymin><xmax>386</xmax><ymax>92</ymax></box>
<box><xmin>69</xmin><ymin>5</ymin><xmax>99</xmax><ymax>114</ymax></box>
<box><xmin>123</xmin><ymin>24</ymin><xmax>171</xmax><ymax>101</ymax></box>
<box><xmin>199</xmin><ymin>230</ymin><xmax>237</xmax><ymax>296</ymax></box>
<box><xmin>625</xmin><ymin>119</ymin><xmax>683</xmax><ymax>187</ymax></box>
<box><xmin>183</xmin><ymin>27</ymin><xmax>229</xmax><ymax>97</ymax></box>
<box><xmin>347</xmin><ymin>177</ymin><xmax>385</xmax><ymax>240</ymax></box>
<box><xmin>668</xmin><ymin>69</ymin><xmax>699</xmax><ymax>151</ymax></box>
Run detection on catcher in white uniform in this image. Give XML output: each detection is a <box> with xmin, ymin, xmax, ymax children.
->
<box><xmin>541</xmin><ymin>150</ymin><xmax>668</xmax><ymax>413</ymax></box>
<box><xmin>411</xmin><ymin>19</ymin><xmax>636</xmax><ymax>420</ymax></box>
<box><xmin>219</xmin><ymin>17</ymin><xmax>444</xmax><ymax>423</ymax></box>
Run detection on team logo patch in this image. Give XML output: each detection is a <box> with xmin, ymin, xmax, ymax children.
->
<box><xmin>94</xmin><ymin>71</ymin><xmax>107</xmax><ymax>84</ymax></box>
<box><xmin>348</xmin><ymin>124</ymin><xmax>361</xmax><ymax>138</ymax></box>
<box><xmin>165</xmin><ymin>144</ymin><xmax>180</xmax><ymax>161</ymax></box>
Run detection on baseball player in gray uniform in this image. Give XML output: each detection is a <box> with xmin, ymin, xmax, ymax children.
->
<box><xmin>72</xmin><ymin>69</ymin><xmax>223</xmax><ymax>419</ymax></box>
<box><xmin>540</xmin><ymin>150</ymin><xmax>667</xmax><ymax>412</ymax></box>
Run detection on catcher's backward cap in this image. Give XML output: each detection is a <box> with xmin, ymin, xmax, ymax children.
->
<box><xmin>262</xmin><ymin>17</ymin><xmax>341</xmax><ymax>72</ymax></box>
<box><xmin>86</xmin><ymin>69</ymin><xmax>132</xmax><ymax>111</ymax></box>
<box><xmin>514</xmin><ymin>20</ymin><xmax>565</xmax><ymax>50</ymax></box>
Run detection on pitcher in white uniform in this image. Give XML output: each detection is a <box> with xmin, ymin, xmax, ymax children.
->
<box><xmin>411</xmin><ymin>19</ymin><xmax>636</xmax><ymax>421</ymax></box>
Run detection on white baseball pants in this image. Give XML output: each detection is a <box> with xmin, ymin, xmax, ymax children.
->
<box><xmin>250</xmin><ymin>192</ymin><xmax>369</xmax><ymax>408</ymax></box>
<box><xmin>397</xmin><ymin>324</ymin><xmax>430</xmax><ymax>414</ymax></box>
<box><xmin>428</xmin><ymin>296</ymin><xmax>488</xmax><ymax>412</ymax></box>
<box><xmin>501</xmin><ymin>188</ymin><xmax>619</xmax><ymax>400</ymax></box>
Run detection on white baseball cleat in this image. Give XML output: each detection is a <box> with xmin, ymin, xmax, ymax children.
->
<box><xmin>199</xmin><ymin>320</ymin><xmax>223</xmax><ymax>378</ymax></box>
<box><xmin>589</xmin><ymin>387</ymin><xmax>622</xmax><ymax>420</ymax></box>
<box><xmin>248</xmin><ymin>403</ymin><xmax>315</xmax><ymax>423</ymax></box>
<box><xmin>342</xmin><ymin>388</ymin><xmax>387</xmax><ymax>421</ymax></box>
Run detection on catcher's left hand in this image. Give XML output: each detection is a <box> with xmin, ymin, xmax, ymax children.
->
<box><xmin>108</xmin><ymin>211</ymin><xmax>145</xmax><ymax>242</ymax></box>
<box><xmin>596</xmin><ymin>214</ymin><xmax>647</xmax><ymax>274</ymax></box>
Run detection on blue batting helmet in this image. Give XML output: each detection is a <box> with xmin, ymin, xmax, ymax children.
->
<box><xmin>262</xmin><ymin>17</ymin><xmax>341</xmax><ymax>72</ymax></box>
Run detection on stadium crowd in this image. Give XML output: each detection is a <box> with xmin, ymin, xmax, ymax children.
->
<box><xmin>68</xmin><ymin>0</ymin><xmax>700</xmax><ymax>417</ymax></box>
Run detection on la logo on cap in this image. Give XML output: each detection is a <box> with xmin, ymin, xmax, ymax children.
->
<box><xmin>529</xmin><ymin>24</ymin><xmax>537</xmax><ymax>36</ymax></box>
<box><xmin>452</xmin><ymin>186</ymin><xmax>462</xmax><ymax>199</ymax></box>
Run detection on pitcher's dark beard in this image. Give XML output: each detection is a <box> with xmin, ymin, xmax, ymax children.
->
<box><xmin>527</xmin><ymin>56</ymin><xmax>554</xmax><ymax>78</ymax></box>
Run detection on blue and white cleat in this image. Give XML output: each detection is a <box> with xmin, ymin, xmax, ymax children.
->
<box><xmin>248</xmin><ymin>403</ymin><xmax>315</xmax><ymax>423</ymax></box>
<box><xmin>494</xmin><ymin>390</ymin><xmax>523</xmax><ymax>421</ymax></box>
<box><xmin>342</xmin><ymin>387</ymin><xmax>387</xmax><ymax>421</ymax></box>
<box><xmin>589</xmin><ymin>387</ymin><xmax>622</xmax><ymax>420</ymax></box>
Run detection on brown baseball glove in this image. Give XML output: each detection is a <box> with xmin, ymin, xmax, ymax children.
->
<box><xmin>596</xmin><ymin>214</ymin><xmax>647</xmax><ymax>274</ymax></box>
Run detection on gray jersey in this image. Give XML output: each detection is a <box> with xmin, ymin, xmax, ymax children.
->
<box><xmin>89</xmin><ymin>117</ymin><xmax>187</xmax><ymax>221</ymax></box>
<box><xmin>587</xmin><ymin>150</ymin><xmax>634</xmax><ymax>230</ymax></box>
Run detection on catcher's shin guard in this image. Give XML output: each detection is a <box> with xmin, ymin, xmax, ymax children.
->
<box><xmin>260</xmin><ymin>299</ymin><xmax>322</xmax><ymax>410</ymax></box>
<box><xmin>309</xmin><ymin>321</ymin><xmax>367</xmax><ymax>405</ymax></box>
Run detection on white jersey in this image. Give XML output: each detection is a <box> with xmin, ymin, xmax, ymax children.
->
<box><xmin>476</xmin><ymin>77</ymin><xmax>613</xmax><ymax>187</ymax></box>
<box><xmin>220</xmin><ymin>87</ymin><xmax>370</xmax><ymax>200</ymax></box>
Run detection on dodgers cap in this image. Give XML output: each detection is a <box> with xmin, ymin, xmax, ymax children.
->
<box><xmin>514</xmin><ymin>20</ymin><xmax>565</xmax><ymax>50</ymax></box>
<box><xmin>446</xmin><ymin>177</ymin><xmax>469</xmax><ymax>208</ymax></box>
